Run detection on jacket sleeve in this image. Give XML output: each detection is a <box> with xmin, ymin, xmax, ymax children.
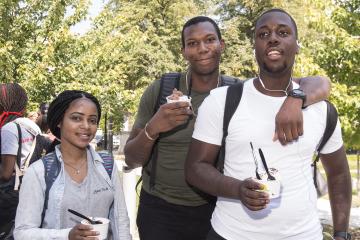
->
<box><xmin>110</xmin><ymin>165</ymin><xmax>132</xmax><ymax>240</ymax></box>
<box><xmin>13</xmin><ymin>162</ymin><xmax>71</xmax><ymax>240</ymax></box>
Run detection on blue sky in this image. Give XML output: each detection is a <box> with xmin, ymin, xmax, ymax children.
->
<box><xmin>70</xmin><ymin>0</ymin><xmax>106</xmax><ymax>35</ymax></box>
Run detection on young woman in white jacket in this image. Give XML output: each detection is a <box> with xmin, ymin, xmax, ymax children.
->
<box><xmin>14</xmin><ymin>90</ymin><xmax>131</xmax><ymax>240</ymax></box>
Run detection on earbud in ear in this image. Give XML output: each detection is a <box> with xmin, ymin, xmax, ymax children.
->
<box><xmin>253</xmin><ymin>49</ymin><xmax>256</xmax><ymax>57</ymax></box>
<box><xmin>296</xmin><ymin>40</ymin><xmax>301</xmax><ymax>48</ymax></box>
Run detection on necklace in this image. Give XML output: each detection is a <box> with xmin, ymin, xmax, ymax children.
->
<box><xmin>63</xmin><ymin>158</ymin><xmax>87</xmax><ymax>174</ymax></box>
<box><xmin>185</xmin><ymin>71</ymin><xmax>221</xmax><ymax>96</ymax></box>
<box><xmin>258</xmin><ymin>75</ymin><xmax>292</xmax><ymax>96</ymax></box>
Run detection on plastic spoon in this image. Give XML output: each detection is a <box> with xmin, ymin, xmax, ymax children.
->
<box><xmin>68</xmin><ymin>209</ymin><xmax>102</xmax><ymax>224</ymax></box>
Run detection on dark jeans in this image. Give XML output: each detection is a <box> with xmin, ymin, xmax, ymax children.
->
<box><xmin>207</xmin><ymin>227</ymin><xmax>226</xmax><ymax>240</ymax></box>
<box><xmin>137</xmin><ymin>189</ymin><xmax>215</xmax><ymax>240</ymax></box>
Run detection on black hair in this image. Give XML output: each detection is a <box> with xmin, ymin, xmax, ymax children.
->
<box><xmin>47</xmin><ymin>90</ymin><xmax>101</xmax><ymax>139</ymax></box>
<box><xmin>181</xmin><ymin>16</ymin><xmax>222</xmax><ymax>48</ymax></box>
<box><xmin>0</xmin><ymin>83</ymin><xmax>28</xmax><ymax>127</ymax></box>
<box><xmin>254</xmin><ymin>8</ymin><xmax>298</xmax><ymax>39</ymax></box>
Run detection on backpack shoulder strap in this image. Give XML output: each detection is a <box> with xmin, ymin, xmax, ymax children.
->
<box><xmin>316</xmin><ymin>100</ymin><xmax>338</xmax><ymax>155</ymax></box>
<box><xmin>15</xmin><ymin>123</ymin><xmax>22</xmax><ymax>169</ymax></box>
<box><xmin>153</xmin><ymin>72</ymin><xmax>181</xmax><ymax>114</ymax></box>
<box><xmin>312</xmin><ymin>100</ymin><xmax>338</xmax><ymax>187</ymax></box>
<box><xmin>220</xmin><ymin>75</ymin><xmax>241</xmax><ymax>86</ymax></box>
<box><xmin>13</xmin><ymin>123</ymin><xmax>23</xmax><ymax>190</ymax></box>
<box><xmin>98</xmin><ymin>151</ymin><xmax>114</xmax><ymax>179</ymax></box>
<box><xmin>217</xmin><ymin>82</ymin><xmax>245</xmax><ymax>173</ymax></box>
<box><xmin>41</xmin><ymin>152</ymin><xmax>60</xmax><ymax>227</ymax></box>
<box><xmin>146</xmin><ymin>72</ymin><xmax>180</xmax><ymax>190</ymax></box>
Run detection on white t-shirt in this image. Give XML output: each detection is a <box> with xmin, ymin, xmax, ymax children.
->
<box><xmin>192</xmin><ymin>79</ymin><xmax>343</xmax><ymax>240</ymax></box>
<box><xmin>1</xmin><ymin>118</ymin><xmax>41</xmax><ymax>167</ymax></box>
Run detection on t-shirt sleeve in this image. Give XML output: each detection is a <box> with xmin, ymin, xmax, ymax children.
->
<box><xmin>132</xmin><ymin>80</ymin><xmax>161</xmax><ymax>129</ymax></box>
<box><xmin>192</xmin><ymin>87</ymin><xmax>227</xmax><ymax>146</ymax></box>
<box><xmin>319</xmin><ymin>119</ymin><xmax>343</xmax><ymax>154</ymax></box>
<box><xmin>1</xmin><ymin>123</ymin><xmax>19</xmax><ymax>156</ymax></box>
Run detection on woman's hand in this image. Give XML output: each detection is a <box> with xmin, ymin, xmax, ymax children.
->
<box><xmin>69</xmin><ymin>223</ymin><xmax>100</xmax><ymax>240</ymax></box>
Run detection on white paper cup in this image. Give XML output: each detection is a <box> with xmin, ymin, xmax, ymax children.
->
<box><xmin>166</xmin><ymin>95</ymin><xmax>192</xmax><ymax>106</ymax></box>
<box><xmin>255</xmin><ymin>179</ymin><xmax>281</xmax><ymax>199</ymax></box>
<box><xmin>81</xmin><ymin>217</ymin><xmax>110</xmax><ymax>240</ymax></box>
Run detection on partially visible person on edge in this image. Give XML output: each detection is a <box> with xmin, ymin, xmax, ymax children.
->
<box><xmin>35</xmin><ymin>102</ymin><xmax>56</xmax><ymax>147</ymax></box>
<box><xmin>186</xmin><ymin>9</ymin><xmax>351</xmax><ymax>240</ymax></box>
<box><xmin>0</xmin><ymin>83</ymin><xmax>42</xmax><ymax>239</ymax></box>
<box><xmin>27</xmin><ymin>111</ymin><xmax>39</xmax><ymax>122</ymax></box>
<box><xmin>36</xmin><ymin>103</ymin><xmax>50</xmax><ymax>133</ymax></box>
<box><xmin>124</xmin><ymin>15</ymin><xmax>332</xmax><ymax>240</ymax></box>
<box><xmin>14</xmin><ymin>90</ymin><xmax>131</xmax><ymax>240</ymax></box>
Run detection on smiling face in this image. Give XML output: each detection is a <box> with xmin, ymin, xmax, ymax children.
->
<box><xmin>182</xmin><ymin>21</ymin><xmax>224</xmax><ymax>76</ymax></box>
<box><xmin>254</xmin><ymin>11</ymin><xmax>298</xmax><ymax>75</ymax></box>
<box><xmin>58</xmin><ymin>98</ymin><xmax>98</xmax><ymax>150</ymax></box>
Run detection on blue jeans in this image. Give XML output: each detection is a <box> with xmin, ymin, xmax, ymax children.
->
<box><xmin>137</xmin><ymin>189</ymin><xmax>215</xmax><ymax>240</ymax></box>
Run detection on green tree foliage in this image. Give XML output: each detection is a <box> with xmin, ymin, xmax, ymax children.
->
<box><xmin>1</xmin><ymin>0</ymin><xmax>358</xmax><ymax>147</ymax></box>
<box><xmin>0</xmin><ymin>0</ymin><xmax>90</xmax><ymax>109</ymax></box>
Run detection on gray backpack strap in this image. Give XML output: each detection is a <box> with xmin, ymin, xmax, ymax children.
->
<box><xmin>41</xmin><ymin>152</ymin><xmax>59</xmax><ymax>227</ymax></box>
<box><xmin>312</xmin><ymin>100</ymin><xmax>338</xmax><ymax>188</ymax></box>
<box><xmin>98</xmin><ymin>152</ymin><xmax>114</xmax><ymax>179</ymax></box>
<box><xmin>217</xmin><ymin>82</ymin><xmax>244</xmax><ymax>173</ymax></box>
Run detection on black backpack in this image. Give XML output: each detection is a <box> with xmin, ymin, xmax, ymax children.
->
<box><xmin>139</xmin><ymin>73</ymin><xmax>240</xmax><ymax>191</ymax></box>
<box><xmin>219</xmin><ymin>82</ymin><xmax>338</xmax><ymax>192</ymax></box>
<box><xmin>0</xmin><ymin>122</ymin><xmax>51</xmax><ymax>239</ymax></box>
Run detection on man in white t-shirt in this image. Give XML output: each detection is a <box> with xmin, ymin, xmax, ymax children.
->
<box><xmin>185</xmin><ymin>8</ymin><xmax>352</xmax><ymax>240</ymax></box>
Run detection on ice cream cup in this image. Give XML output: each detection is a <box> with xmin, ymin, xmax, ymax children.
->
<box><xmin>255</xmin><ymin>179</ymin><xmax>281</xmax><ymax>199</ymax></box>
<box><xmin>81</xmin><ymin>217</ymin><xmax>110</xmax><ymax>240</ymax></box>
<box><xmin>166</xmin><ymin>95</ymin><xmax>192</xmax><ymax>106</ymax></box>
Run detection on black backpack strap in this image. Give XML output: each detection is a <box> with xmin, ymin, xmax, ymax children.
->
<box><xmin>220</xmin><ymin>75</ymin><xmax>240</xmax><ymax>86</ymax></box>
<box><xmin>153</xmin><ymin>72</ymin><xmax>181</xmax><ymax>114</ymax></box>
<box><xmin>98</xmin><ymin>152</ymin><xmax>114</xmax><ymax>179</ymax></box>
<box><xmin>312</xmin><ymin>100</ymin><xmax>338</xmax><ymax>187</ymax></box>
<box><xmin>144</xmin><ymin>73</ymin><xmax>181</xmax><ymax>190</ymax></box>
<box><xmin>217</xmin><ymin>82</ymin><xmax>244</xmax><ymax>173</ymax></box>
<box><xmin>15</xmin><ymin>123</ymin><xmax>22</xmax><ymax>169</ymax></box>
<box><xmin>41</xmin><ymin>152</ymin><xmax>60</xmax><ymax>227</ymax></box>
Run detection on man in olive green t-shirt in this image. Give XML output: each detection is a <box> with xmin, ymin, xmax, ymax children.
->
<box><xmin>124</xmin><ymin>16</ymin><xmax>330</xmax><ymax>240</ymax></box>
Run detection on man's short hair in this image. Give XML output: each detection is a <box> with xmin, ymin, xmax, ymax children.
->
<box><xmin>254</xmin><ymin>8</ymin><xmax>298</xmax><ymax>39</ymax></box>
<box><xmin>181</xmin><ymin>16</ymin><xmax>222</xmax><ymax>48</ymax></box>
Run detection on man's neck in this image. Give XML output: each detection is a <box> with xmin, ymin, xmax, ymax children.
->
<box><xmin>190</xmin><ymin>70</ymin><xmax>220</xmax><ymax>93</ymax></box>
<box><xmin>254</xmin><ymin>71</ymin><xmax>293</xmax><ymax>97</ymax></box>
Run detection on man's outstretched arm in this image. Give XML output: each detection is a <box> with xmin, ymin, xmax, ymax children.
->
<box><xmin>275</xmin><ymin>76</ymin><xmax>331</xmax><ymax>145</ymax></box>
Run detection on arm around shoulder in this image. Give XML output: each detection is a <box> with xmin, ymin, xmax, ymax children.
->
<box><xmin>296</xmin><ymin>76</ymin><xmax>331</xmax><ymax>107</ymax></box>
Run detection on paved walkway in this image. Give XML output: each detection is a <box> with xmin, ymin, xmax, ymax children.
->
<box><xmin>317</xmin><ymin>198</ymin><xmax>360</xmax><ymax>227</ymax></box>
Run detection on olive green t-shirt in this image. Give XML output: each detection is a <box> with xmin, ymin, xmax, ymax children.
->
<box><xmin>133</xmin><ymin>73</ymin><xmax>213</xmax><ymax>206</ymax></box>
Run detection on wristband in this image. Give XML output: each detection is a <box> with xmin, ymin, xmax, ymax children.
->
<box><xmin>333</xmin><ymin>231</ymin><xmax>351</xmax><ymax>240</ymax></box>
<box><xmin>144</xmin><ymin>123</ymin><xmax>157</xmax><ymax>141</ymax></box>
